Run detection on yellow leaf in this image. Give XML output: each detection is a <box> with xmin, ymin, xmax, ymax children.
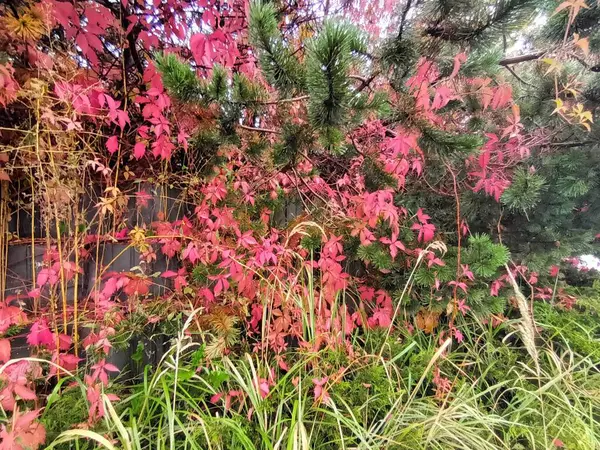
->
<box><xmin>580</xmin><ymin>111</ymin><xmax>593</xmax><ymax>122</ymax></box>
<box><xmin>542</xmin><ymin>58</ymin><xmax>562</xmax><ymax>75</ymax></box>
<box><xmin>573</xmin><ymin>33</ymin><xmax>590</xmax><ymax>57</ymax></box>
<box><xmin>551</xmin><ymin>98</ymin><xmax>564</xmax><ymax>115</ymax></box>
<box><xmin>553</xmin><ymin>0</ymin><xmax>589</xmax><ymax>18</ymax></box>
<box><xmin>565</xmin><ymin>88</ymin><xmax>579</xmax><ymax>98</ymax></box>
<box><xmin>415</xmin><ymin>309</ymin><xmax>440</xmax><ymax>334</ymax></box>
<box><xmin>571</xmin><ymin>103</ymin><xmax>584</xmax><ymax>115</ymax></box>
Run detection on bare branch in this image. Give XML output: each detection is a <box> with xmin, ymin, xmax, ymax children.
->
<box><xmin>238</xmin><ymin>124</ymin><xmax>281</xmax><ymax>134</ymax></box>
<box><xmin>499</xmin><ymin>51</ymin><xmax>547</xmax><ymax>66</ymax></box>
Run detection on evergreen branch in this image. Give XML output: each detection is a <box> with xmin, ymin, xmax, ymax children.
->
<box><xmin>229</xmin><ymin>95</ymin><xmax>309</xmax><ymax>107</ymax></box>
<box><xmin>249</xmin><ymin>1</ymin><xmax>304</xmax><ymax>95</ymax></box>
<box><xmin>306</xmin><ymin>20</ymin><xmax>366</xmax><ymax>142</ymax></box>
<box><xmin>155</xmin><ymin>53</ymin><xmax>207</xmax><ymax>103</ymax></box>
<box><xmin>424</xmin><ymin>0</ymin><xmax>537</xmax><ymax>46</ymax></box>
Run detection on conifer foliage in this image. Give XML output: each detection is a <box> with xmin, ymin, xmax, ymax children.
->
<box><xmin>0</xmin><ymin>0</ymin><xmax>600</xmax><ymax>447</ymax></box>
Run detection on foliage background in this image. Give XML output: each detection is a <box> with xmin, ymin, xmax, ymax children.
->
<box><xmin>0</xmin><ymin>0</ymin><xmax>600</xmax><ymax>448</ymax></box>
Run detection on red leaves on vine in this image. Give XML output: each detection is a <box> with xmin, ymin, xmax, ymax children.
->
<box><xmin>0</xmin><ymin>339</ymin><xmax>10</xmax><ymax>364</ymax></box>
<box><xmin>86</xmin><ymin>382</ymin><xmax>119</xmax><ymax>424</ymax></box>
<box><xmin>191</xmin><ymin>30</ymin><xmax>240</xmax><ymax>69</ymax></box>
<box><xmin>162</xmin><ymin>268</ymin><xmax>188</xmax><ymax>292</ymax></box>
<box><xmin>26</xmin><ymin>319</ymin><xmax>54</xmax><ymax>348</ymax></box>
<box><xmin>90</xmin><ymin>359</ymin><xmax>120</xmax><ymax>386</ymax></box>
<box><xmin>449</xmin><ymin>52</ymin><xmax>467</xmax><ymax>79</ymax></box>
<box><xmin>0</xmin><ymin>63</ymin><xmax>19</xmax><ymax>107</ymax></box>
<box><xmin>182</xmin><ymin>242</ymin><xmax>201</xmax><ymax>264</ymax></box>
<box><xmin>209</xmin><ymin>273</ymin><xmax>230</xmax><ymax>296</ymax></box>
<box><xmin>123</xmin><ymin>275</ymin><xmax>151</xmax><ymax>296</ymax></box>
<box><xmin>411</xmin><ymin>209</ymin><xmax>436</xmax><ymax>242</ymax></box>
<box><xmin>380</xmin><ymin>236</ymin><xmax>406</xmax><ymax>260</ymax></box>
<box><xmin>106</xmin><ymin>136</ymin><xmax>119</xmax><ymax>154</ymax></box>
<box><xmin>0</xmin><ymin>408</ymin><xmax>46</xmax><ymax>450</ymax></box>
<box><xmin>491</xmin><ymin>84</ymin><xmax>513</xmax><ymax>110</ymax></box>
<box><xmin>0</xmin><ymin>362</ymin><xmax>39</xmax><ymax>412</ymax></box>
<box><xmin>312</xmin><ymin>377</ymin><xmax>330</xmax><ymax>403</ymax></box>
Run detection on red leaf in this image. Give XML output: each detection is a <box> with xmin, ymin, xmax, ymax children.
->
<box><xmin>491</xmin><ymin>84</ymin><xmax>512</xmax><ymax>110</ymax></box>
<box><xmin>14</xmin><ymin>383</ymin><xmax>37</xmax><ymax>401</ymax></box>
<box><xmin>76</xmin><ymin>33</ymin><xmax>89</xmax><ymax>55</ymax></box>
<box><xmin>134</xmin><ymin>141</ymin><xmax>146</xmax><ymax>159</ymax></box>
<box><xmin>161</xmin><ymin>239</ymin><xmax>181</xmax><ymax>258</ymax></box>
<box><xmin>151</xmin><ymin>135</ymin><xmax>174</xmax><ymax>160</ymax></box>
<box><xmin>52</xmin><ymin>1</ymin><xmax>80</xmax><ymax>37</ymax></box>
<box><xmin>59</xmin><ymin>353</ymin><xmax>83</xmax><ymax>370</ymax></box>
<box><xmin>104</xmin><ymin>363</ymin><xmax>119</xmax><ymax>372</ymax></box>
<box><xmin>27</xmin><ymin>319</ymin><xmax>55</xmax><ymax>348</ymax></box>
<box><xmin>123</xmin><ymin>276</ymin><xmax>150</xmax><ymax>296</ymax></box>
<box><xmin>0</xmin><ymin>339</ymin><xmax>10</xmax><ymax>363</ymax></box>
<box><xmin>432</xmin><ymin>85</ymin><xmax>454</xmax><ymax>110</ymax></box>
<box><xmin>416</xmin><ymin>208</ymin><xmax>431</xmax><ymax>223</ymax></box>
<box><xmin>449</xmin><ymin>52</ymin><xmax>467</xmax><ymax>79</ymax></box>
<box><xmin>182</xmin><ymin>242</ymin><xmax>200</xmax><ymax>263</ymax></box>
<box><xmin>0</xmin><ymin>409</ymin><xmax>46</xmax><ymax>450</ymax></box>
<box><xmin>385</xmin><ymin>132</ymin><xmax>418</xmax><ymax>157</ymax></box>
<box><xmin>106</xmin><ymin>135</ymin><xmax>119</xmax><ymax>154</ymax></box>
<box><xmin>190</xmin><ymin>33</ymin><xmax>207</xmax><ymax>64</ymax></box>
<box><xmin>0</xmin><ymin>63</ymin><xmax>19</xmax><ymax>107</ymax></box>
<box><xmin>312</xmin><ymin>377</ymin><xmax>330</xmax><ymax>403</ymax></box>
<box><xmin>411</xmin><ymin>222</ymin><xmax>436</xmax><ymax>242</ymax></box>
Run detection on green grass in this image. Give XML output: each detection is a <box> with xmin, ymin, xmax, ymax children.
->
<box><xmin>44</xmin><ymin>304</ymin><xmax>600</xmax><ymax>450</ymax></box>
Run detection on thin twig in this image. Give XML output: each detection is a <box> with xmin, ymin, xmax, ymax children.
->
<box><xmin>504</xmin><ymin>65</ymin><xmax>536</xmax><ymax>88</ymax></box>
<box><xmin>238</xmin><ymin>124</ymin><xmax>281</xmax><ymax>134</ymax></box>
<box><xmin>260</xmin><ymin>95</ymin><xmax>309</xmax><ymax>105</ymax></box>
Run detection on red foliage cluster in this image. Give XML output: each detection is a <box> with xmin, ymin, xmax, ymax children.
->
<box><xmin>0</xmin><ymin>0</ymin><xmax>565</xmax><ymax>444</ymax></box>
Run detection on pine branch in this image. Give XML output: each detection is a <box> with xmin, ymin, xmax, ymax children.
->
<box><xmin>424</xmin><ymin>0</ymin><xmax>537</xmax><ymax>46</ymax></box>
<box><xmin>499</xmin><ymin>51</ymin><xmax>546</xmax><ymax>66</ymax></box>
<box><xmin>249</xmin><ymin>1</ymin><xmax>304</xmax><ymax>95</ymax></box>
<box><xmin>306</xmin><ymin>20</ymin><xmax>365</xmax><ymax>137</ymax></box>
